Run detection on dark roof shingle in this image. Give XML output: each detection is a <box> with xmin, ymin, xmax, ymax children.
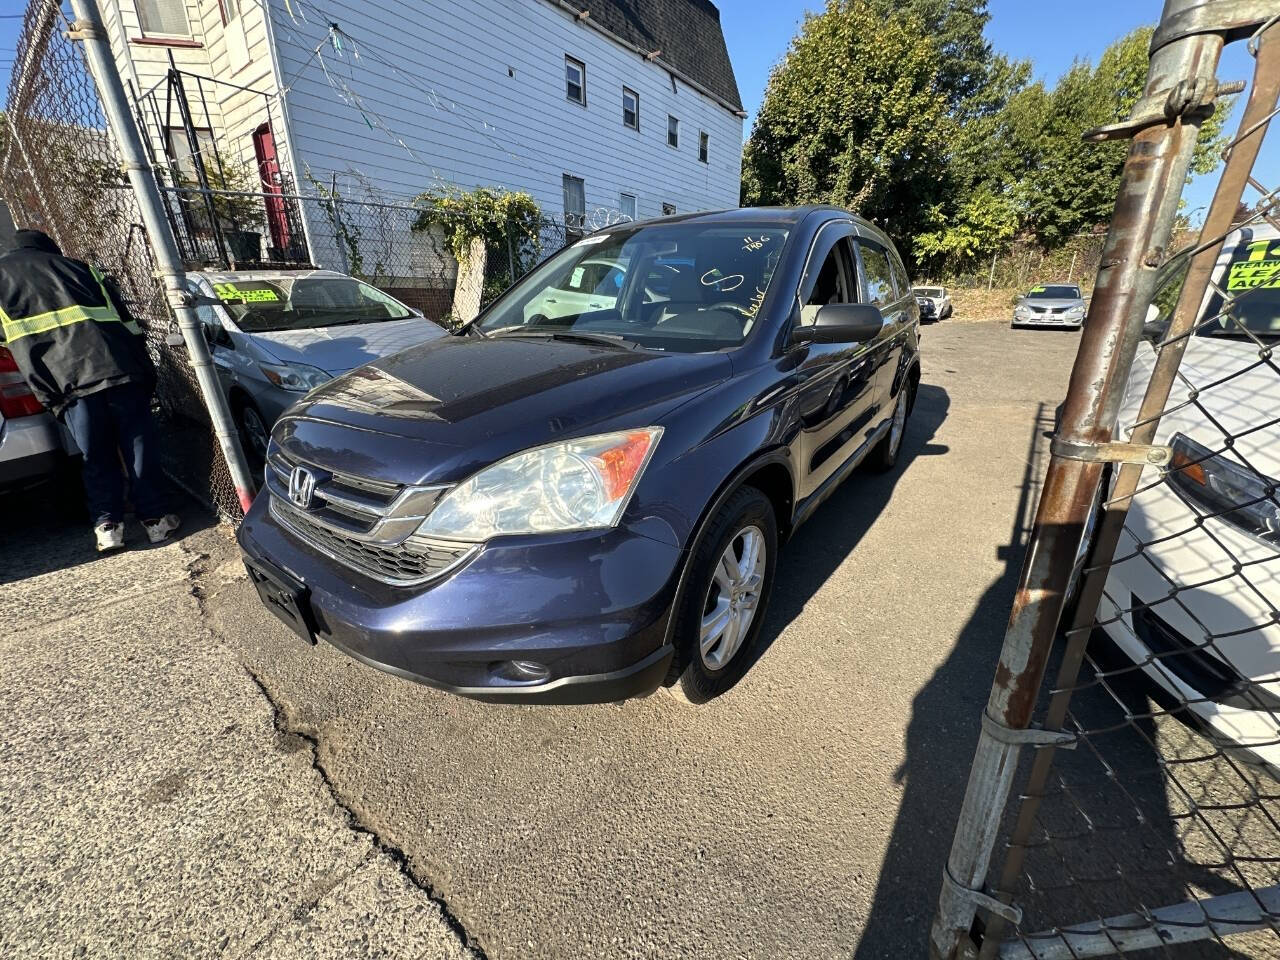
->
<box><xmin>555</xmin><ymin>0</ymin><xmax>742</xmax><ymax>112</ymax></box>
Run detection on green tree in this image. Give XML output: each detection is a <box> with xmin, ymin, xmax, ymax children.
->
<box><xmin>741</xmin><ymin>0</ymin><xmax>950</xmax><ymax>250</ymax></box>
<box><xmin>1020</xmin><ymin>26</ymin><xmax>1230</xmax><ymax>246</ymax></box>
<box><xmin>866</xmin><ymin>0</ymin><xmax>995</xmax><ymax>111</ymax></box>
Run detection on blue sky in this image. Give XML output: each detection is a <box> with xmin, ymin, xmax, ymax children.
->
<box><xmin>1</xmin><ymin>2</ymin><xmax>1272</xmax><ymax>223</ymax></box>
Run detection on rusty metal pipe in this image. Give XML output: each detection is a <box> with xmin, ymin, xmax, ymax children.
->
<box><xmin>929</xmin><ymin>1</ymin><xmax>1231</xmax><ymax>956</ymax></box>
<box><xmin>981</xmin><ymin>20</ymin><xmax>1280</xmax><ymax>956</ymax></box>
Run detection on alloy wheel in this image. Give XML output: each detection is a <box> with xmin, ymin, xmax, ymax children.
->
<box><xmin>699</xmin><ymin>524</ymin><xmax>766</xmax><ymax>671</ymax></box>
<box><xmin>888</xmin><ymin>388</ymin><xmax>908</xmax><ymax>457</ymax></box>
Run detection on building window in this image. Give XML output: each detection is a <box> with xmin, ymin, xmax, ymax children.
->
<box><xmin>667</xmin><ymin>116</ymin><xmax>679</xmax><ymax>149</ymax></box>
<box><xmin>563</xmin><ymin>174</ymin><xmax>586</xmax><ymax>240</ymax></box>
<box><xmin>137</xmin><ymin>0</ymin><xmax>191</xmax><ymax>35</ymax></box>
<box><xmin>619</xmin><ymin>193</ymin><xmax>637</xmax><ymax>220</ymax></box>
<box><xmin>218</xmin><ymin>0</ymin><xmax>240</xmax><ymax>24</ymax></box>
<box><xmin>622</xmin><ymin>87</ymin><xmax>639</xmax><ymax>130</ymax></box>
<box><xmin>565</xmin><ymin>56</ymin><xmax>586</xmax><ymax>105</ymax></box>
<box><xmin>699</xmin><ymin>131</ymin><xmax>709</xmax><ymax>163</ymax></box>
<box><xmin>662</xmin><ymin>202</ymin><xmax>676</xmax><ymax>216</ymax></box>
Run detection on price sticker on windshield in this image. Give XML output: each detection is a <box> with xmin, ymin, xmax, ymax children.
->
<box><xmin>1228</xmin><ymin>260</ymin><xmax>1280</xmax><ymax>291</ymax></box>
<box><xmin>213</xmin><ymin>282</ymin><xmax>280</xmax><ymax>303</ymax></box>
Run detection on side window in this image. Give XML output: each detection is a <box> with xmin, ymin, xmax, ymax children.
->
<box><xmin>858</xmin><ymin>241</ymin><xmax>896</xmax><ymax>307</ymax></box>
<box><xmin>888</xmin><ymin>250</ymin><xmax>911</xmax><ymax>300</ymax></box>
<box><xmin>800</xmin><ymin>236</ymin><xmax>854</xmax><ymax>325</ymax></box>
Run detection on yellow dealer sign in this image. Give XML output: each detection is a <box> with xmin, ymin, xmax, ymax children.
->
<box><xmin>1228</xmin><ymin>239</ymin><xmax>1280</xmax><ymax>291</ymax></box>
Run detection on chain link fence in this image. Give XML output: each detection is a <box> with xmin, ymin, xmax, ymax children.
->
<box><xmin>0</xmin><ymin>0</ymin><xmax>243</xmax><ymax>518</ymax></box>
<box><xmin>934</xmin><ymin>6</ymin><xmax>1280</xmax><ymax>959</ymax></box>
<box><xmin>1</xmin><ymin>0</ymin><xmax>586</xmax><ymax>519</ymax></box>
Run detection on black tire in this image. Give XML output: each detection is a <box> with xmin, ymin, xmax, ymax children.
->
<box><xmin>665</xmin><ymin>486</ymin><xmax>778</xmax><ymax>704</ymax></box>
<box><xmin>865</xmin><ymin>380</ymin><xmax>913</xmax><ymax>472</ymax></box>
<box><xmin>234</xmin><ymin>398</ymin><xmax>270</xmax><ymax>469</ymax></box>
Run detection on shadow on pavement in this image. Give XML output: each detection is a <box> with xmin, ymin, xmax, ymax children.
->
<box><xmin>750</xmin><ymin>382</ymin><xmax>952</xmax><ymax>668</ymax></box>
<box><xmin>0</xmin><ymin>470</ymin><xmax>217</xmax><ymax>585</ymax></box>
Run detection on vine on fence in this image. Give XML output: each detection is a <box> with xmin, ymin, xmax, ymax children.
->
<box><xmin>410</xmin><ymin>185</ymin><xmax>542</xmax><ymax>265</ymax></box>
<box><xmin>306</xmin><ymin>170</ymin><xmax>364</xmax><ymax>277</ymax></box>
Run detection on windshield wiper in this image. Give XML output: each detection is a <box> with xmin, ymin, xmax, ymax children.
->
<box><xmin>492</xmin><ymin>329</ymin><xmax>638</xmax><ymax>349</ymax></box>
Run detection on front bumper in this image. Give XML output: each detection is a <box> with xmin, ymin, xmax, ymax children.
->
<box><xmin>237</xmin><ymin>492</ymin><xmax>682</xmax><ymax>704</ymax></box>
<box><xmin>1012</xmin><ymin>312</ymin><xmax>1083</xmax><ymax>328</ymax></box>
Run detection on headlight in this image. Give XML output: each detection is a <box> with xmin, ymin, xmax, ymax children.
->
<box><xmin>1167</xmin><ymin>433</ymin><xmax>1280</xmax><ymax>547</ymax></box>
<box><xmin>259</xmin><ymin>362</ymin><xmax>331</xmax><ymax>393</ymax></box>
<box><xmin>1065</xmin><ymin>306</ymin><xmax>1086</xmax><ymax>319</ymax></box>
<box><xmin>418</xmin><ymin>427</ymin><xmax>663</xmax><ymax>541</ymax></box>
<box><xmin>1014</xmin><ymin>305</ymin><xmax>1030</xmax><ymax>318</ymax></box>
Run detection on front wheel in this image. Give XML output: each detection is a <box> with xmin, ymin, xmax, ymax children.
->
<box><xmin>236</xmin><ymin>401</ymin><xmax>271</xmax><ymax>468</ymax></box>
<box><xmin>666</xmin><ymin>486</ymin><xmax>778</xmax><ymax>704</ymax></box>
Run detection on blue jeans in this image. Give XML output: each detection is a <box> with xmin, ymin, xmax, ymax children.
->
<box><xmin>60</xmin><ymin>383</ymin><xmax>168</xmax><ymax>526</ymax></box>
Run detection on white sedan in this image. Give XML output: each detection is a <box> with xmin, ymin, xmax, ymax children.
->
<box><xmin>1099</xmin><ymin>224</ymin><xmax>1280</xmax><ymax>774</ymax></box>
<box><xmin>522</xmin><ymin>257</ymin><xmax>626</xmax><ymax>323</ymax></box>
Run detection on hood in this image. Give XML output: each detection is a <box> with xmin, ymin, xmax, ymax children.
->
<box><xmin>1126</xmin><ymin>335</ymin><xmax>1280</xmax><ymax>466</ymax></box>
<box><xmin>273</xmin><ymin>335</ymin><xmax>732</xmax><ymax>486</ymax></box>
<box><xmin>1018</xmin><ymin>297</ymin><xmax>1084</xmax><ymax>310</ymax></box>
<box><xmin>247</xmin><ymin>317</ymin><xmax>446</xmax><ymax>374</ymax></box>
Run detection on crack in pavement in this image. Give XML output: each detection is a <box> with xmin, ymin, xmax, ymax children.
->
<box><xmin>240</xmin><ymin>664</ymin><xmax>488</xmax><ymax>960</ymax></box>
<box><xmin>179</xmin><ymin>537</ymin><xmax>486</xmax><ymax>959</ymax></box>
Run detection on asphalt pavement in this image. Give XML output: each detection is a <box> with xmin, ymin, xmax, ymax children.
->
<box><xmin>201</xmin><ymin>319</ymin><xmax>1083</xmax><ymax>958</ymax></box>
<box><xmin>9</xmin><ymin>319</ymin><xmax>1204</xmax><ymax>959</ymax></box>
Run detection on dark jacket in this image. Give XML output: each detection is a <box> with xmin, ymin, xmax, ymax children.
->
<box><xmin>0</xmin><ymin>230</ymin><xmax>155</xmax><ymax>416</ymax></box>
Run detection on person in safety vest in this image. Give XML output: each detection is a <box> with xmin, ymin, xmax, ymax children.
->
<box><xmin>0</xmin><ymin>229</ymin><xmax>179</xmax><ymax>552</ymax></box>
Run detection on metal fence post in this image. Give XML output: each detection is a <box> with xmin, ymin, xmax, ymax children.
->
<box><xmin>67</xmin><ymin>0</ymin><xmax>257</xmax><ymax>515</ymax></box>
<box><xmin>928</xmin><ymin>1</ymin><xmax>1231</xmax><ymax>956</ymax></box>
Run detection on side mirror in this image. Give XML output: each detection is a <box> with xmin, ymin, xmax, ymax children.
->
<box><xmin>792</xmin><ymin>303</ymin><xmax>885</xmax><ymax>345</ymax></box>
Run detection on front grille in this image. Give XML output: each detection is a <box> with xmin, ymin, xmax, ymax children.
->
<box><xmin>265</xmin><ymin>446</ymin><xmax>473</xmax><ymax>585</ymax></box>
<box><xmin>270</xmin><ymin>497</ymin><xmax>477</xmax><ymax>585</ymax></box>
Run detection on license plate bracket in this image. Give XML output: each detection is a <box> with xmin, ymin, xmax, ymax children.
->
<box><xmin>244</xmin><ymin>555</ymin><xmax>316</xmax><ymax>645</ymax></box>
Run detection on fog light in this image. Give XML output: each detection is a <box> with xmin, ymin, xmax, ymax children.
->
<box><xmin>493</xmin><ymin>659</ymin><xmax>550</xmax><ymax>683</ymax></box>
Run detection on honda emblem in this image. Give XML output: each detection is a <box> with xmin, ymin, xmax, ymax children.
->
<box><xmin>288</xmin><ymin>465</ymin><xmax>317</xmax><ymax>509</ymax></box>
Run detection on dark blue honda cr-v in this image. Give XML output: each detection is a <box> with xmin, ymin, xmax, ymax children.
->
<box><xmin>238</xmin><ymin>206</ymin><xmax>921</xmax><ymax>704</ymax></box>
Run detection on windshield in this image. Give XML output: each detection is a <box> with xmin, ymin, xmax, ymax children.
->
<box><xmin>1026</xmin><ymin>285</ymin><xmax>1081</xmax><ymax>300</ymax></box>
<box><xmin>212</xmin><ymin>277</ymin><xmax>415</xmax><ymax>333</ymax></box>
<box><xmin>915</xmin><ymin>287</ymin><xmax>943</xmax><ymax>297</ymax></box>
<box><xmin>1201</xmin><ymin>235</ymin><xmax>1280</xmax><ymax>341</ymax></box>
<box><xmin>473</xmin><ymin>223</ymin><xmax>790</xmax><ymax>352</ymax></box>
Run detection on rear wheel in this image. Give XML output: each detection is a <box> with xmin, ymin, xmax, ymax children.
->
<box><xmin>666</xmin><ymin>486</ymin><xmax>778</xmax><ymax>704</ymax></box>
<box><xmin>865</xmin><ymin>382</ymin><xmax>912</xmax><ymax>472</ymax></box>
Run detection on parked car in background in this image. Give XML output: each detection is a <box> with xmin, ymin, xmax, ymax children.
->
<box><xmin>238</xmin><ymin>207</ymin><xmax>922</xmax><ymax>706</ymax></box>
<box><xmin>1012</xmin><ymin>283</ymin><xmax>1086</xmax><ymax>329</ymax></box>
<box><xmin>523</xmin><ymin>257</ymin><xmax>626</xmax><ymax>322</ymax></box>
<box><xmin>913</xmin><ymin>285</ymin><xmax>952</xmax><ymax>320</ymax></box>
<box><xmin>0</xmin><ymin>344</ymin><xmax>76</xmax><ymax>490</ymax></box>
<box><xmin>191</xmin><ymin>270</ymin><xmax>447</xmax><ymax>463</ymax></box>
<box><xmin>1100</xmin><ymin>224</ymin><xmax>1280</xmax><ymax>775</ymax></box>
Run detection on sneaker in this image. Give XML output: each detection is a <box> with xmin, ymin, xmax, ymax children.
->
<box><xmin>141</xmin><ymin>513</ymin><xmax>181</xmax><ymax>544</ymax></box>
<box><xmin>95</xmin><ymin>522</ymin><xmax>125</xmax><ymax>553</ymax></box>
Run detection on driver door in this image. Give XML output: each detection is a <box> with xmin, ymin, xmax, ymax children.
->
<box><xmin>790</xmin><ymin>225</ymin><xmax>879</xmax><ymax>500</ymax></box>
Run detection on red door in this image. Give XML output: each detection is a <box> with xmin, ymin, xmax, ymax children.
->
<box><xmin>252</xmin><ymin>123</ymin><xmax>291</xmax><ymax>259</ymax></box>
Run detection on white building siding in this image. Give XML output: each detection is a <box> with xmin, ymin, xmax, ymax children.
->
<box><xmin>266</xmin><ymin>0</ymin><xmax>743</xmax><ymax>220</ymax></box>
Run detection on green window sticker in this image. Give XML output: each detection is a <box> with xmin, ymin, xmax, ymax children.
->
<box><xmin>213</xmin><ymin>281</ymin><xmax>281</xmax><ymax>303</ymax></box>
<box><xmin>1030</xmin><ymin>285</ymin><xmax>1046</xmax><ymax>293</ymax></box>
<box><xmin>1227</xmin><ymin>259</ymin><xmax>1280</xmax><ymax>291</ymax></box>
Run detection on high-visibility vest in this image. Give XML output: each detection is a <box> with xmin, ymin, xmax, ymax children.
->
<box><xmin>0</xmin><ymin>264</ymin><xmax>141</xmax><ymax>343</ymax></box>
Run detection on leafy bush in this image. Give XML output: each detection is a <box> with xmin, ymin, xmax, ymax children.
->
<box><xmin>410</xmin><ymin>186</ymin><xmax>542</xmax><ymax>267</ymax></box>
